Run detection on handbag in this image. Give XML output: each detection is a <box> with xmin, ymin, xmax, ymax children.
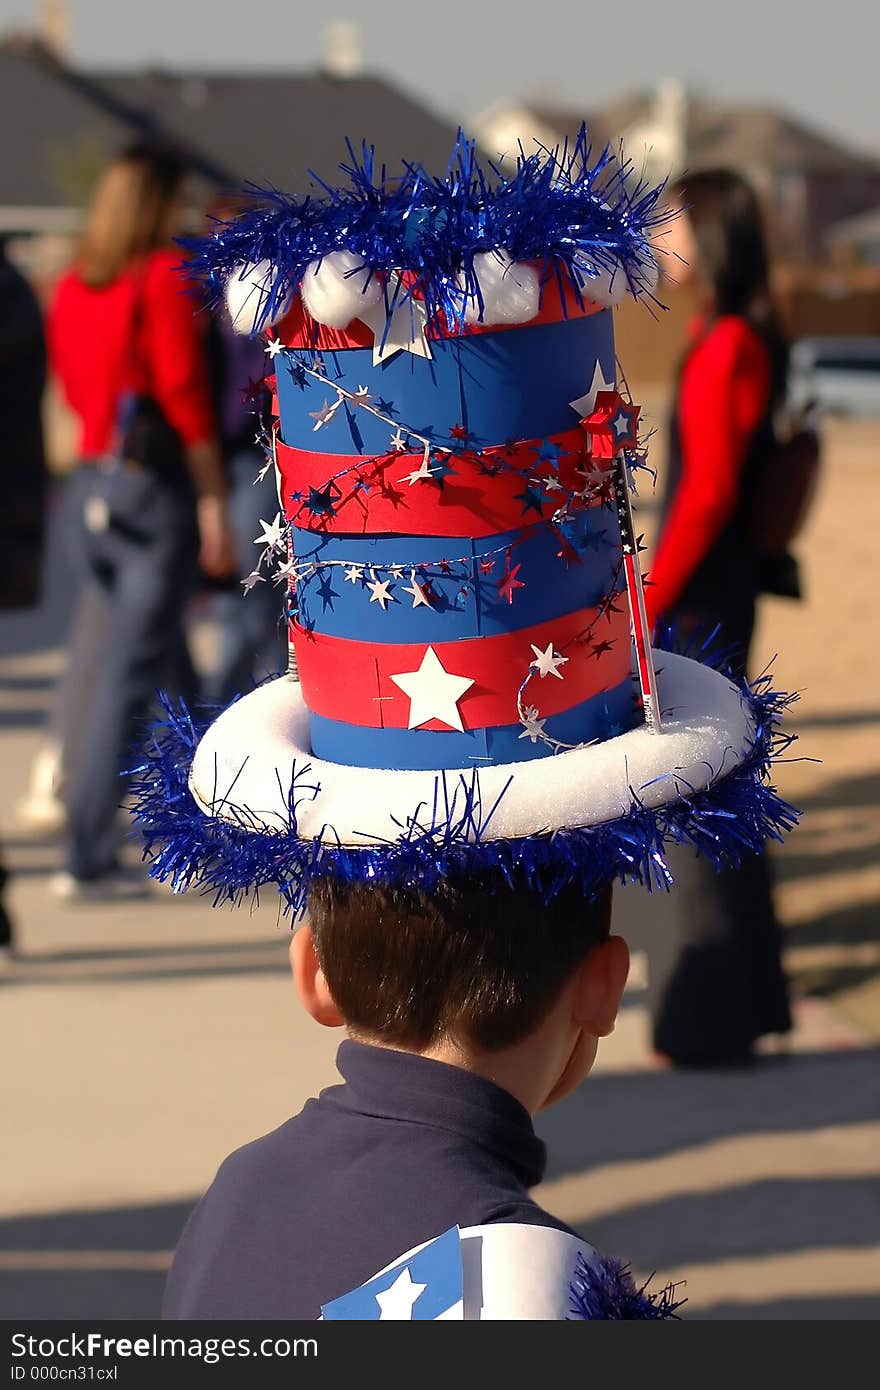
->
<box><xmin>115</xmin><ymin>260</ymin><xmax>187</xmax><ymax>485</ymax></box>
<box><xmin>747</xmin><ymin>418</ymin><xmax>822</xmax><ymax>555</ymax></box>
<box><xmin>746</xmin><ymin>410</ymin><xmax>821</xmax><ymax>601</ymax></box>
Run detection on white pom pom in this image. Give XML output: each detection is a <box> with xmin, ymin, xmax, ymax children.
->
<box><xmin>300</xmin><ymin>250</ymin><xmax>383</xmax><ymax>329</ymax></box>
<box><xmin>633</xmin><ymin>248</ymin><xmax>660</xmax><ymax>295</ymax></box>
<box><xmin>584</xmin><ymin>249</ymin><xmax>660</xmax><ymax>308</ymax></box>
<box><xmin>224</xmin><ymin>260</ymin><xmax>291</xmax><ymax>335</ymax></box>
<box><xmin>461</xmin><ymin>251</ymin><xmax>540</xmax><ymax>327</ymax></box>
<box><xmin>582</xmin><ymin>262</ymin><xmax>621</xmax><ymax>307</ymax></box>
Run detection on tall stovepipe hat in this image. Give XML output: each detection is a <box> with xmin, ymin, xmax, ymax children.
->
<box><xmin>132</xmin><ymin>129</ymin><xmax>798</xmax><ymax>917</ymax></box>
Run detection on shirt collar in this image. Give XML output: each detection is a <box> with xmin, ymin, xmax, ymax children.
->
<box><xmin>330</xmin><ymin>1039</ymin><xmax>547</xmax><ymax>1189</ymax></box>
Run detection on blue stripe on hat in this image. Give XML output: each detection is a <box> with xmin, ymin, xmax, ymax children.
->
<box><xmin>293</xmin><ymin>515</ymin><xmax>623</xmax><ymax>645</ymax></box>
<box><xmin>276</xmin><ymin>310</ymin><xmax>614</xmax><ymax>455</ymax></box>
<box><xmin>306</xmin><ymin>675</ymin><xmax>638</xmax><ymax>770</ymax></box>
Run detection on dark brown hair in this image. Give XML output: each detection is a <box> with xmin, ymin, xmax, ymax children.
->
<box><xmin>673</xmin><ymin>167</ymin><xmax>788</xmax><ymax>403</ymax></box>
<box><xmin>307</xmin><ymin>876</ymin><xmax>612</xmax><ymax>1052</ymax></box>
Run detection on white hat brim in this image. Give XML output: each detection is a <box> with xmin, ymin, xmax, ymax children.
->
<box><xmin>189</xmin><ymin>651</ymin><xmax>755</xmax><ymax>847</ymax></box>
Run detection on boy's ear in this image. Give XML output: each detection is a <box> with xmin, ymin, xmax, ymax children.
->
<box><xmin>572</xmin><ymin>935</ymin><xmax>630</xmax><ymax>1038</ymax></box>
<box><xmin>290</xmin><ymin>926</ymin><xmax>345</xmax><ymax>1028</ymax></box>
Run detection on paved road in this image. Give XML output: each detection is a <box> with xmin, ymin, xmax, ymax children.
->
<box><xmin>0</xmin><ymin>491</ymin><xmax>878</xmax><ymax>1321</ymax></box>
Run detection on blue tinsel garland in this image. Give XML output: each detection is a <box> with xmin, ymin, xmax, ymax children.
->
<box><xmin>128</xmin><ymin>667</ymin><xmax>799</xmax><ymax>921</ymax></box>
<box><xmin>179</xmin><ymin>126</ymin><xmax>667</xmax><ymax>334</ymax></box>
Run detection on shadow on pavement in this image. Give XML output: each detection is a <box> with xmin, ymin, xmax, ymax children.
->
<box><xmin>690</xmin><ymin>1295</ymin><xmax>879</xmax><ymax>1319</ymax></box>
<box><xmin>538</xmin><ymin>1050</ymin><xmax>880</xmax><ymax>1170</ymax></box>
<box><xmin>0</xmin><ymin>1271</ymin><xmax>167</xmax><ymax>1321</ymax></box>
<box><xmin>573</xmin><ymin>1175</ymin><xmax>879</xmax><ymax>1267</ymax></box>
<box><xmin>0</xmin><ymin>488</ymin><xmax>77</xmax><ymax>662</ymax></box>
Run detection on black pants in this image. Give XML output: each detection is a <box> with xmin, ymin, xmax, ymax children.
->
<box><xmin>648</xmin><ymin>593</ymin><xmax>792</xmax><ymax>1062</ymax></box>
<box><xmin>61</xmin><ymin>463</ymin><xmax>198</xmax><ymax>881</ymax></box>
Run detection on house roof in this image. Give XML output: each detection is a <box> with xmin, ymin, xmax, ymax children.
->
<box><xmin>828</xmin><ymin>206</ymin><xmax>880</xmax><ymax>246</ymax></box>
<box><xmin>0</xmin><ymin>41</ymin><xmax>144</xmax><ymax>223</ymax></box>
<box><xmin>91</xmin><ymin>69</ymin><xmax>465</xmax><ymax>192</ymax></box>
<box><xmin>0</xmin><ymin>37</ymin><xmax>466</xmax><ymax>227</ymax></box>
<box><xmin>530</xmin><ymin>92</ymin><xmax>880</xmax><ymax>176</ymax></box>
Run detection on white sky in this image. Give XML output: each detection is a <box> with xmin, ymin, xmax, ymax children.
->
<box><xmin>3</xmin><ymin>0</ymin><xmax>879</xmax><ymax>154</ymax></box>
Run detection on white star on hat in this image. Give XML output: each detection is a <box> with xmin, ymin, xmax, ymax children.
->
<box><xmin>518</xmin><ymin>706</ymin><xmax>548</xmax><ymax>743</ymax></box>
<box><xmin>569</xmin><ymin>361</ymin><xmax>616</xmax><ymax>419</ymax></box>
<box><xmin>400</xmin><ymin>451</ymin><xmax>437</xmax><ymax>486</ymax></box>
<box><xmin>375</xmin><ymin>1267</ymin><xmax>427</xmax><ymax>1320</ymax></box>
<box><xmin>530</xmin><ymin>641</ymin><xmax>569</xmax><ymax>680</ymax></box>
<box><xmin>359</xmin><ymin>274</ymin><xmax>433</xmax><ymax>365</ymax></box>
<box><xmin>253</xmin><ymin>512</ymin><xmax>286</xmax><ymax>551</ymax></box>
<box><xmin>390</xmin><ymin>646</ymin><xmax>475</xmax><ymax>732</ymax></box>
<box><xmin>366</xmin><ymin>576</ymin><xmax>395</xmax><ymax>609</ymax></box>
<box><xmin>401</xmin><ymin>571</ymin><xmax>433</xmax><ymax>608</ymax></box>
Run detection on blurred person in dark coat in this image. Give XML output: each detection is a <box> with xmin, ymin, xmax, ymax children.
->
<box><xmin>0</xmin><ymin>240</ymin><xmax>47</xmax><ymax>957</ymax></box>
<box><xmin>203</xmin><ymin>200</ymin><xmax>286</xmax><ymax>703</ymax></box>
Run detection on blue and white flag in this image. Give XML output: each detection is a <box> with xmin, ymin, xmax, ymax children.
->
<box><xmin>322</xmin><ymin>1226</ymin><xmax>464</xmax><ymax>1321</ymax></box>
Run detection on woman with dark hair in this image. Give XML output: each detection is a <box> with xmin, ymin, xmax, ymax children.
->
<box><xmin>48</xmin><ymin>143</ymin><xmax>235</xmax><ymax>900</ymax></box>
<box><xmin>644</xmin><ymin>168</ymin><xmax>792</xmax><ymax>1064</ymax></box>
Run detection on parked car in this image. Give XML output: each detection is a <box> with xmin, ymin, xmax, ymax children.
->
<box><xmin>788</xmin><ymin>337</ymin><xmax>880</xmax><ymax>417</ymax></box>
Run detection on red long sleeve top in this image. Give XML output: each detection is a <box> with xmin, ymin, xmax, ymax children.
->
<box><xmin>49</xmin><ymin>248</ymin><xmax>215</xmax><ymax>460</ymax></box>
<box><xmin>646</xmin><ymin>316</ymin><xmax>771</xmax><ymax>626</ymax></box>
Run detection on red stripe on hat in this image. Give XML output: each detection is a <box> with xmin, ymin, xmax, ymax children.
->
<box><xmin>272</xmin><ymin>271</ymin><xmax>604</xmax><ymax>351</ymax></box>
<box><xmin>291</xmin><ymin>602</ymin><xmax>631</xmax><ymax>731</ymax></box>
<box><xmin>277</xmin><ymin>429</ymin><xmax>609</xmax><ymax>537</ymax></box>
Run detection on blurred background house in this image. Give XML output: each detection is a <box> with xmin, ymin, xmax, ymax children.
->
<box><xmin>477</xmin><ymin>80</ymin><xmax>880</xmax><ymax>378</ymax></box>
<box><xmin>476</xmin><ymin>79</ymin><xmax>880</xmax><ymax>263</ymax></box>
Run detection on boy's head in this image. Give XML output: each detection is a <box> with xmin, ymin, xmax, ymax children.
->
<box><xmin>292</xmin><ymin>877</ymin><xmax>628</xmax><ymax>1113</ymax></box>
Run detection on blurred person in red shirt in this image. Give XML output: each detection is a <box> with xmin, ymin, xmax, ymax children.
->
<box><xmin>644</xmin><ymin>169</ymin><xmax>792</xmax><ymax>1065</ymax></box>
<box><xmin>48</xmin><ymin>143</ymin><xmax>235</xmax><ymax>901</ymax></box>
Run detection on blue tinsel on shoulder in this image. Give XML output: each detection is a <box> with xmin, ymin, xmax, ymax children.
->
<box><xmin>179</xmin><ymin>125</ymin><xmax>667</xmax><ymax>333</ymax></box>
<box><xmin>569</xmin><ymin>1254</ymin><xmax>686</xmax><ymax>1320</ymax></box>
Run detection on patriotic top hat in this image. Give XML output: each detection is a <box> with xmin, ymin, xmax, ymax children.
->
<box><xmin>133</xmin><ymin>131</ymin><xmax>797</xmax><ymax>916</ymax></box>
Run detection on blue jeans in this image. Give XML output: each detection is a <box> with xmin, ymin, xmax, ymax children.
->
<box><xmin>207</xmin><ymin>449</ymin><xmax>286</xmax><ymax>704</ymax></box>
<box><xmin>61</xmin><ymin>462</ymin><xmax>198</xmax><ymax>880</ymax></box>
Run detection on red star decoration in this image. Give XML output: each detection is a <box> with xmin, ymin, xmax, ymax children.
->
<box><xmin>479</xmin><ymin>558</ymin><xmax>495</xmax><ymax>574</ymax></box>
<box><xmin>596</xmin><ymin>478</ymin><xmax>617</xmax><ymax>507</ymax></box>
<box><xmin>580</xmin><ymin>390</ymin><xmax>640</xmax><ymax>456</ymax></box>
<box><xmin>449</xmin><ymin>423</ymin><xmax>470</xmax><ymax>440</ymax></box>
<box><xmin>497</xmin><ymin>562</ymin><xmax>525</xmax><ymax>605</ymax></box>
<box><xmin>553</xmin><ymin>529</ymin><xmax>582</xmax><ymax>569</ymax></box>
<box><xmin>240</xmin><ymin>374</ymin><xmax>269</xmax><ymax>406</ymax></box>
